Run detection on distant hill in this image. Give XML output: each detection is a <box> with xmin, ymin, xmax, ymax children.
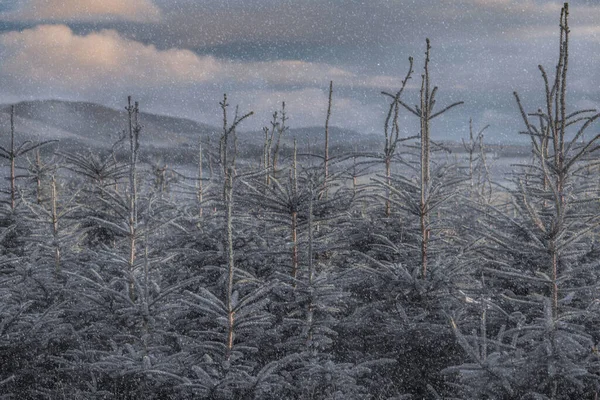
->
<box><xmin>0</xmin><ymin>100</ymin><xmax>216</xmax><ymax>151</ymax></box>
<box><xmin>0</xmin><ymin>99</ymin><xmax>529</xmax><ymax>167</ymax></box>
<box><xmin>0</xmin><ymin>100</ymin><xmax>381</xmax><ymax>165</ymax></box>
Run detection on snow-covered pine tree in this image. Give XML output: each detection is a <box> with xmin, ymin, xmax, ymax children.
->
<box><xmin>448</xmin><ymin>4</ymin><xmax>600</xmax><ymax>398</ymax></box>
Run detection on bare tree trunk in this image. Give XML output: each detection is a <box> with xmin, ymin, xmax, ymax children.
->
<box><xmin>208</xmin><ymin>137</ymin><xmax>214</xmax><ymax>181</ymax></box>
<box><xmin>386</xmin><ymin>98</ymin><xmax>400</xmax><ymax>218</ymax></box>
<box><xmin>217</xmin><ymin>95</ymin><xmax>253</xmax><ymax>360</ymax></box>
<box><xmin>291</xmin><ymin>139</ymin><xmax>299</xmax><ymax>281</ymax></box>
<box><xmin>390</xmin><ymin>41</ymin><xmax>462</xmax><ymax>278</ymax></box>
<box><xmin>551</xmin><ymin>4</ymin><xmax>568</xmax><ymax>320</ymax></box>
<box><xmin>220</xmin><ymin>96</ymin><xmax>229</xmax><ymax>176</ymax></box>
<box><xmin>381</xmin><ymin>59</ymin><xmax>414</xmax><ymax>216</ymax></box>
<box><xmin>385</xmin><ymin>157</ymin><xmax>391</xmax><ymax>216</ymax></box>
<box><xmin>126</xmin><ymin>96</ymin><xmax>140</xmax><ymax>301</ymax></box>
<box><xmin>263</xmin><ymin>127</ymin><xmax>270</xmax><ymax>187</ymax></box>
<box><xmin>480</xmin><ymin>300</ymin><xmax>487</xmax><ymax>361</ymax></box>
<box><xmin>323</xmin><ymin>81</ymin><xmax>333</xmax><ymax>199</ymax></box>
<box><xmin>292</xmin><ymin>210</ymin><xmax>298</xmax><ymax>280</ymax></box>
<box><xmin>143</xmin><ymin>231</ymin><xmax>150</xmax><ymax>334</ymax></box>
<box><xmin>198</xmin><ymin>138</ymin><xmax>203</xmax><ymax>218</ymax></box>
<box><xmin>293</xmin><ymin>138</ymin><xmax>298</xmax><ymax>194</ymax></box>
<box><xmin>419</xmin><ymin>40</ymin><xmax>431</xmax><ymax>279</ymax></box>
<box><xmin>306</xmin><ymin>187</ymin><xmax>315</xmax><ymax>347</ymax></box>
<box><xmin>468</xmin><ymin>119</ymin><xmax>475</xmax><ymax>193</ymax></box>
<box><xmin>266</xmin><ymin>116</ymin><xmax>275</xmax><ymax>186</ymax></box>
<box><xmin>353</xmin><ymin>153</ymin><xmax>358</xmax><ymax>196</ymax></box>
<box><xmin>35</xmin><ymin>150</ymin><xmax>42</xmax><ymax>205</ymax></box>
<box><xmin>51</xmin><ymin>176</ymin><xmax>60</xmax><ymax>273</ymax></box>
<box><xmin>10</xmin><ymin>106</ymin><xmax>16</xmax><ymax>211</ymax></box>
<box><xmin>272</xmin><ymin>103</ymin><xmax>286</xmax><ymax>178</ymax></box>
<box><xmin>224</xmin><ymin>167</ymin><xmax>235</xmax><ymax>359</ymax></box>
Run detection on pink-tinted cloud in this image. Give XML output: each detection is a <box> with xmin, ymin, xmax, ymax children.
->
<box><xmin>0</xmin><ymin>25</ymin><xmax>403</xmax><ymax>92</ymax></box>
<box><xmin>0</xmin><ymin>25</ymin><xmax>399</xmax><ymax>131</ymax></box>
<box><xmin>9</xmin><ymin>0</ymin><xmax>161</xmax><ymax>22</ymax></box>
<box><xmin>0</xmin><ymin>25</ymin><xmax>220</xmax><ymax>89</ymax></box>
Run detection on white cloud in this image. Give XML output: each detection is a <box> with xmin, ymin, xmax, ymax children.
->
<box><xmin>468</xmin><ymin>0</ymin><xmax>513</xmax><ymax>6</ymax></box>
<box><xmin>0</xmin><ymin>25</ymin><xmax>405</xmax><ymax>93</ymax></box>
<box><xmin>463</xmin><ymin>0</ymin><xmax>559</xmax><ymax>11</ymax></box>
<box><xmin>0</xmin><ymin>25</ymin><xmax>220</xmax><ymax>90</ymax></box>
<box><xmin>0</xmin><ymin>25</ymin><xmax>400</xmax><ymax>131</ymax></box>
<box><xmin>8</xmin><ymin>0</ymin><xmax>162</xmax><ymax>22</ymax></box>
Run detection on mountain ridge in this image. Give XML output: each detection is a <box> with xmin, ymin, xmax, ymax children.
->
<box><xmin>0</xmin><ymin>99</ymin><xmax>527</xmax><ymax>165</ymax></box>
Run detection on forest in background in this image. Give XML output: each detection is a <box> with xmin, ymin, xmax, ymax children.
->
<box><xmin>2</xmin><ymin>3</ymin><xmax>600</xmax><ymax>399</ymax></box>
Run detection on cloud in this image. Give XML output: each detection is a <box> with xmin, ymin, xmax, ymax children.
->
<box><xmin>470</xmin><ymin>0</ymin><xmax>512</xmax><ymax>4</ymax></box>
<box><xmin>0</xmin><ymin>25</ymin><xmax>220</xmax><ymax>90</ymax></box>
<box><xmin>461</xmin><ymin>0</ymin><xmax>559</xmax><ymax>11</ymax></box>
<box><xmin>0</xmin><ymin>25</ymin><xmax>404</xmax><ymax>93</ymax></box>
<box><xmin>0</xmin><ymin>1</ymin><xmax>597</xmax><ymax>138</ymax></box>
<box><xmin>7</xmin><ymin>0</ymin><xmax>161</xmax><ymax>22</ymax></box>
<box><xmin>0</xmin><ymin>24</ymin><xmax>400</xmax><ymax>131</ymax></box>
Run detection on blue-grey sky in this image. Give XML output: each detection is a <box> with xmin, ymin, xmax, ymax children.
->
<box><xmin>0</xmin><ymin>0</ymin><xmax>599</xmax><ymax>143</ymax></box>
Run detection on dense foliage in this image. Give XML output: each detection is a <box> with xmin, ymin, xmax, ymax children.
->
<box><xmin>2</xmin><ymin>4</ymin><xmax>600</xmax><ymax>399</ymax></box>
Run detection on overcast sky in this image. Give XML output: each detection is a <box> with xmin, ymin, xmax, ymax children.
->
<box><xmin>0</xmin><ymin>0</ymin><xmax>599</xmax><ymax>142</ymax></box>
